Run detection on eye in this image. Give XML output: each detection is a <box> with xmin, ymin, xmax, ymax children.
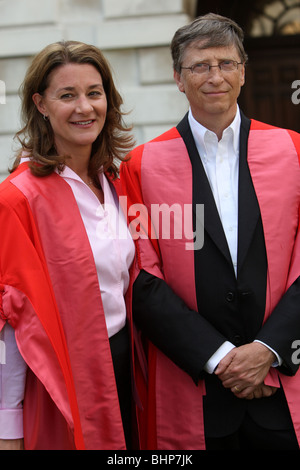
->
<box><xmin>194</xmin><ymin>63</ymin><xmax>208</xmax><ymax>70</ymax></box>
<box><xmin>60</xmin><ymin>93</ymin><xmax>74</xmax><ymax>100</ymax></box>
<box><xmin>89</xmin><ymin>89</ymin><xmax>105</xmax><ymax>98</ymax></box>
<box><xmin>192</xmin><ymin>63</ymin><xmax>210</xmax><ymax>74</ymax></box>
<box><xmin>219</xmin><ymin>60</ymin><xmax>239</xmax><ymax>72</ymax></box>
<box><xmin>89</xmin><ymin>90</ymin><xmax>102</xmax><ymax>97</ymax></box>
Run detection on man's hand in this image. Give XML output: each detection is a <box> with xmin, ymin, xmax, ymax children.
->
<box><xmin>243</xmin><ymin>384</ymin><xmax>278</xmax><ymax>400</ymax></box>
<box><xmin>0</xmin><ymin>439</ymin><xmax>24</xmax><ymax>450</ymax></box>
<box><xmin>214</xmin><ymin>342</ymin><xmax>276</xmax><ymax>399</ymax></box>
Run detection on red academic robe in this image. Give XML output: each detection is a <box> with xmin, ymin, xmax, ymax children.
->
<box><xmin>0</xmin><ymin>162</ymin><xmax>133</xmax><ymax>450</ymax></box>
<box><xmin>120</xmin><ymin>119</ymin><xmax>300</xmax><ymax>450</ymax></box>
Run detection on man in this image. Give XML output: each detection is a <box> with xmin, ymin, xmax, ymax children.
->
<box><xmin>121</xmin><ymin>14</ymin><xmax>300</xmax><ymax>450</ymax></box>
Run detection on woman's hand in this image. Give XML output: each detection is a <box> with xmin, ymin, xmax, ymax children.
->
<box><xmin>0</xmin><ymin>439</ymin><xmax>24</xmax><ymax>450</ymax></box>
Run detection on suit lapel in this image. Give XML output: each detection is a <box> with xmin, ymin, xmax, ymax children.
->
<box><xmin>177</xmin><ymin>113</ymin><xmax>261</xmax><ymax>274</ymax></box>
<box><xmin>177</xmin><ymin>114</ymin><xmax>232</xmax><ymax>265</ymax></box>
<box><xmin>237</xmin><ymin>114</ymin><xmax>260</xmax><ymax>273</ymax></box>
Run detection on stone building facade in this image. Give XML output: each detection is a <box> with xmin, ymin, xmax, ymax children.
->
<box><xmin>1</xmin><ymin>0</ymin><xmax>299</xmax><ymax>180</ymax></box>
<box><xmin>0</xmin><ymin>0</ymin><xmax>197</xmax><ymax>180</ymax></box>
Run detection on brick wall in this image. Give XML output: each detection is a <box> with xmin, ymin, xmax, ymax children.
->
<box><xmin>0</xmin><ymin>0</ymin><xmax>194</xmax><ymax>180</ymax></box>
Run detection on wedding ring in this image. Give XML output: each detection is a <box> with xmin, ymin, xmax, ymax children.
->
<box><xmin>234</xmin><ymin>386</ymin><xmax>240</xmax><ymax>392</ymax></box>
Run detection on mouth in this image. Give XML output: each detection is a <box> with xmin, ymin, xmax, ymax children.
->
<box><xmin>70</xmin><ymin>119</ymin><xmax>95</xmax><ymax>127</ymax></box>
<box><xmin>204</xmin><ymin>91</ymin><xmax>228</xmax><ymax>97</ymax></box>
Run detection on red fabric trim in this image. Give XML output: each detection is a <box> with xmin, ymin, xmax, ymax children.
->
<box><xmin>250</xmin><ymin>120</ymin><xmax>300</xmax><ymax>165</ymax></box>
<box><xmin>250</xmin><ymin>119</ymin><xmax>278</xmax><ymax>131</ymax></box>
<box><xmin>121</xmin><ymin>132</ymin><xmax>205</xmax><ymax>450</ymax></box>
<box><xmin>0</xmin><ymin>167</ymin><xmax>85</xmax><ymax>449</ymax></box>
<box><xmin>150</xmin><ymin>127</ymin><xmax>181</xmax><ymax>143</ymax></box>
<box><xmin>0</xmin><ymin>163</ymin><xmax>127</xmax><ymax>449</ymax></box>
<box><xmin>287</xmin><ymin>129</ymin><xmax>300</xmax><ymax>165</ymax></box>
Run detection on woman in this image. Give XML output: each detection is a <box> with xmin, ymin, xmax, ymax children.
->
<box><xmin>0</xmin><ymin>41</ymin><xmax>135</xmax><ymax>450</ymax></box>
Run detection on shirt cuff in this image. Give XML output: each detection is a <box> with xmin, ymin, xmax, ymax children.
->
<box><xmin>0</xmin><ymin>409</ymin><xmax>23</xmax><ymax>439</ymax></box>
<box><xmin>254</xmin><ymin>340</ymin><xmax>283</xmax><ymax>367</ymax></box>
<box><xmin>204</xmin><ymin>341</ymin><xmax>235</xmax><ymax>374</ymax></box>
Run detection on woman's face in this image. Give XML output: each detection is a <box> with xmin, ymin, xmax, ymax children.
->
<box><xmin>33</xmin><ymin>62</ymin><xmax>108</xmax><ymax>157</ymax></box>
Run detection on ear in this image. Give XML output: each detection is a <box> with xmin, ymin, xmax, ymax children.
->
<box><xmin>240</xmin><ymin>63</ymin><xmax>246</xmax><ymax>87</ymax></box>
<box><xmin>174</xmin><ymin>70</ymin><xmax>185</xmax><ymax>93</ymax></box>
<box><xmin>32</xmin><ymin>93</ymin><xmax>47</xmax><ymax>117</ymax></box>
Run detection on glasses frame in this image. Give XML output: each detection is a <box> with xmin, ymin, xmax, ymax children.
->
<box><xmin>181</xmin><ymin>60</ymin><xmax>243</xmax><ymax>74</ymax></box>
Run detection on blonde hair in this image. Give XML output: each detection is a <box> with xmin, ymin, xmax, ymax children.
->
<box><xmin>12</xmin><ymin>40</ymin><xmax>134</xmax><ymax>179</ymax></box>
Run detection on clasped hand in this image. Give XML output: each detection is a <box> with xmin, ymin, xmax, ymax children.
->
<box><xmin>214</xmin><ymin>342</ymin><xmax>278</xmax><ymax>400</ymax></box>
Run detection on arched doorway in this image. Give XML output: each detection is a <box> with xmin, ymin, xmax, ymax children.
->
<box><xmin>196</xmin><ymin>0</ymin><xmax>300</xmax><ymax>131</ymax></box>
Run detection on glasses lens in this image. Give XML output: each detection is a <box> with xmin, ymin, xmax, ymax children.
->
<box><xmin>220</xmin><ymin>60</ymin><xmax>236</xmax><ymax>72</ymax></box>
<box><xmin>193</xmin><ymin>63</ymin><xmax>209</xmax><ymax>74</ymax></box>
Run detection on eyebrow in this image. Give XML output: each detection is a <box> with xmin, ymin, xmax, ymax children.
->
<box><xmin>57</xmin><ymin>84</ymin><xmax>104</xmax><ymax>93</ymax></box>
<box><xmin>193</xmin><ymin>56</ymin><xmax>239</xmax><ymax>63</ymax></box>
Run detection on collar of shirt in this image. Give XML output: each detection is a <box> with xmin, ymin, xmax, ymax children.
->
<box><xmin>56</xmin><ymin>164</ymin><xmax>108</xmax><ymax>201</ymax></box>
<box><xmin>188</xmin><ymin>107</ymin><xmax>241</xmax><ymax>164</ymax></box>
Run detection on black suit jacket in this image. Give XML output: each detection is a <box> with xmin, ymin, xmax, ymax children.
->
<box><xmin>133</xmin><ymin>113</ymin><xmax>300</xmax><ymax>437</ymax></box>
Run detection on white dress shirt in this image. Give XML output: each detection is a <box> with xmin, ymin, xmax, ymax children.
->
<box><xmin>0</xmin><ymin>163</ymin><xmax>135</xmax><ymax>438</ymax></box>
<box><xmin>189</xmin><ymin>108</ymin><xmax>240</xmax><ymax>276</ymax></box>
<box><xmin>188</xmin><ymin>108</ymin><xmax>281</xmax><ymax>373</ymax></box>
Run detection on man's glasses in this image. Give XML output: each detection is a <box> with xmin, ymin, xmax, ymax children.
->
<box><xmin>181</xmin><ymin>60</ymin><xmax>243</xmax><ymax>74</ymax></box>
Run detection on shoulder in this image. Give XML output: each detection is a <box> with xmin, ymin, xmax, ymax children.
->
<box><xmin>0</xmin><ymin>164</ymin><xmax>29</xmax><ymax>207</ymax></box>
<box><xmin>0</xmin><ymin>163</ymin><xmax>58</xmax><ymax>212</ymax></box>
<box><xmin>250</xmin><ymin>119</ymin><xmax>279</xmax><ymax>131</ymax></box>
<box><xmin>131</xmin><ymin>127</ymin><xmax>180</xmax><ymax>156</ymax></box>
<box><xmin>0</xmin><ymin>175</ymin><xmax>33</xmax><ymax>238</ymax></box>
<box><xmin>250</xmin><ymin>118</ymin><xmax>300</xmax><ymax>148</ymax></box>
<box><xmin>123</xmin><ymin>127</ymin><xmax>181</xmax><ymax>171</ymax></box>
<box><xmin>249</xmin><ymin>119</ymin><xmax>300</xmax><ymax>166</ymax></box>
<box><xmin>250</xmin><ymin>119</ymin><xmax>300</xmax><ymax>139</ymax></box>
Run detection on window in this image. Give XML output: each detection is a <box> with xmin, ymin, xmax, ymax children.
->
<box><xmin>250</xmin><ymin>0</ymin><xmax>300</xmax><ymax>36</ymax></box>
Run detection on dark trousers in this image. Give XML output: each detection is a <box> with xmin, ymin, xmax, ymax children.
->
<box><xmin>205</xmin><ymin>412</ymin><xmax>299</xmax><ymax>450</ymax></box>
<box><xmin>109</xmin><ymin>326</ymin><xmax>132</xmax><ymax>449</ymax></box>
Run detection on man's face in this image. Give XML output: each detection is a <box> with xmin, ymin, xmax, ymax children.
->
<box><xmin>174</xmin><ymin>43</ymin><xmax>245</xmax><ymax>127</ymax></box>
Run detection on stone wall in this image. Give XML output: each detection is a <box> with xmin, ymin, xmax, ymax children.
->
<box><xmin>0</xmin><ymin>0</ymin><xmax>195</xmax><ymax>180</ymax></box>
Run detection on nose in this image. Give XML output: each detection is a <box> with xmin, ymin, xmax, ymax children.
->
<box><xmin>207</xmin><ymin>66</ymin><xmax>224</xmax><ymax>85</ymax></box>
<box><xmin>75</xmin><ymin>95</ymin><xmax>93</xmax><ymax>114</ymax></box>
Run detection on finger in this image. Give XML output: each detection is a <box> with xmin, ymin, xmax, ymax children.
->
<box><xmin>253</xmin><ymin>387</ymin><xmax>263</xmax><ymax>399</ymax></box>
<box><xmin>260</xmin><ymin>385</ymin><xmax>278</xmax><ymax>398</ymax></box>
<box><xmin>221</xmin><ymin>374</ymin><xmax>248</xmax><ymax>389</ymax></box>
<box><xmin>214</xmin><ymin>350</ymin><xmax>236</xmax><ymax>375</ymax></box>
<box><xmin>231</xmin><ymin>385</ymin><xmax>256</xmax><ymax>399</ymax></box>
<box><xmin>245</xmin><ymin>393</ymin><xmax>255</xmax><ymax>400</ymax></box>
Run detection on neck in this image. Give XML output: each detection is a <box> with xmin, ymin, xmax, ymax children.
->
<box><xmin>57</xmin><ymin>144</ymin><xmax>91</xmax><ymax>181</ymax></box>
<box><xmin>192</xmin><ymin>107</ymin><xmax>237</xmax><ymax>141</ymax></box>
<box><xmin>67</xmin><ymin>158</ymin><xmax>90</xmax><ymax>181</ymax></box>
